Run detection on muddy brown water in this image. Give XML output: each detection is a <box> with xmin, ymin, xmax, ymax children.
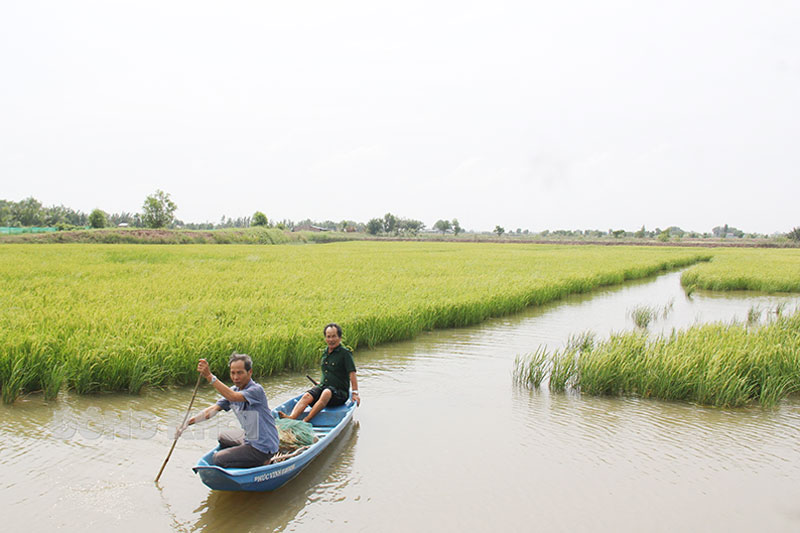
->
<box><xmin>3</xmin><ymin>271</ymin><xmax>800</xmax><ymax>532</ymax></box>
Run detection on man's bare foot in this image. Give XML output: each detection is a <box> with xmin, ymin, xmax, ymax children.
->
<box><xmin>277</xmin><ymin>411</ymin><xmax>288</xmax><ymax>419</ymax></box>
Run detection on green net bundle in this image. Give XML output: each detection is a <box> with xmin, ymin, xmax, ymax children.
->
<box><xmin>275</xmin><ymin>418</ymin><xmax>317</xmax><ymax>451</ymax></box>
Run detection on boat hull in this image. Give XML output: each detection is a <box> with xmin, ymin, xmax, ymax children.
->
<box><xmin>192</xmin><ymin>395</ymin><xmax>356</xmax><ymax>492</ymax></box>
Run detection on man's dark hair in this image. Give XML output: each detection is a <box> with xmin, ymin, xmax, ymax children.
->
<box><xmin>229</xmin><ymin>352</ymin><xmax>253</xmax><ymax>371</ymax></box>
<box><xmin>323</xmin><ymin>323</ymin><xmax>342</xmax><ymax>337</ymax></box>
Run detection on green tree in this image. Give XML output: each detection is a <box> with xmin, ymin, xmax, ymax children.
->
<box><xmin>366</xmin><ymin>218</ymin><xmax>383</xmax><ymax>235</ymax></box>
<box><xmin>635</xmin><ymin>225</ymin><xmax>646</xmax><ymax>238</ymax></box>
<box><xmin>433</xmin><ymin>219</ymin><xmax>452</xmax><ymax>234</ymax></box>
<box><xmin>494</xmin><ymin>225</ymin><xmax>505</xmax><ymax>237</ymax></box>
<box><xmin>89</xmin><ymin>209</ymin><xmax>107</xmax><ymax>228</ymax></box>
<box><xmin>252</xmin><ymin>211</ymin><xmax>268</xmax><ymax>227</ymax></box>
<box><xmin>142</xmin><ymin>190</ymin><xmax>177</xmax><ymax>228</ymax></box>
<box><xmin>383</xmin><ymin>213</ymin><xmax>398</xmax><ymax>234</ymax></box>
<box><xmin>13</xmin><ymin>197</ymin><xmax>44</xmax><ymax>226</ymax></box>
<box><xmin>452</xmin><ymin>219</ymin><xmax>462</xmax><ymax>236</ymax></box>
<box><xmin>666</xmin><ymin>226</ymin><xmax>685</xmax><ymax>237</ymax></box>
<box><xmin>712</xmin><ymin>224</ymin><xmax>742</xmax><ymax>238</ymax></box>
<box><xmin>788</xmin><ymin>227</ymin><xmax>800</xmax><ymax>242</ymax></box>
<box><xmin>398</xmin><ymin>218</ymin><xmax>424</xmax><ymax>235</ymax></box>
<box><xmin>0</xmin><ymin>200</ymin><xmax>12</xmax><ymax>226</ymax></box>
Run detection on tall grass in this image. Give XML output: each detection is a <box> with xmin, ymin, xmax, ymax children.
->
<box><xmin>517</xmin><ymin>309</ymin><xmax>800</xmax><ymax>407</ymax></box>
<box><xmin>0</xmin><ymin>242</ymin><xmax>710</xmax><ymax>402</ymax></box>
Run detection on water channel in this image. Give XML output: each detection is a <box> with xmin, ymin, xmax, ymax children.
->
<box><xmin>3</xmin><ymin>270</ymin><xmax>800</xmax><ymax>532</ymax></box>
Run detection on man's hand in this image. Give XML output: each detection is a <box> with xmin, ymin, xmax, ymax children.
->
<box><xmin>175</xmin><ymin>421</ymin><xmax>189</xmax><ymax>440</ymax></box>
<box><xmin>197</xmin><ymin>359</ymin><xmax>212</xmax><ymax>380</ymax></box>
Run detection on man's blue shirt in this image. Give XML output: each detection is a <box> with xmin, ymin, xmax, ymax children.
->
<box><xmin>216</xmin><ymin>379</ymin><xmax>279</xmax><ymax>454</ymax></box>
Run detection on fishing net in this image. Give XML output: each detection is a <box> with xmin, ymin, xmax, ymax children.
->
<box><xmin>270</xmin><ymin>418</ymin><xmax>318</xmax><ymax>463</ymax></box>
<box><xmin>276</xmin><ymin>418</ymin><xmax>317</xmax><ymax>451</ymax></box>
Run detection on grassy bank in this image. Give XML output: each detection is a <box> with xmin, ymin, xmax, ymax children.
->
<box><xmin>681</xmin><ymin>248</ymin><xmax>800</xmax><ymax>292</ymax></box>
<box><xmin>0</xmin><ymin>226</ymin><xmax>359</xmax><ymax>245</ymax></box>
<box><xmin>0</xmin><ymin>242</ymin><xmax>709</xmax><ymax>402</ymax></box>
<box><xmin>516</xmin><ymin>309</ymin><xmax>800</xmax><ymax>407</ymax></box>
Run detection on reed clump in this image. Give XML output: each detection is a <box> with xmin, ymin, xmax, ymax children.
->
<box><xmin>517</xmin><ymin>310</ymin><xmax>800</xmax><ymax>407</ymax></box>
<box><xmin>0</xmin><ymin>242</ymin><xmax>710</xmax><ymax>403</ymax></box>
<box><xmin>628</xmin><ymin>299</ymin><xmax>674</xmax><ymax>328</ymax></box>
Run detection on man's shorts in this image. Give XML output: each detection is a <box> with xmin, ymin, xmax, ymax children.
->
<box><xmin>307</xmin><ymin>385</ymin><xmax>348</xmax><ymax>407</ymax></box>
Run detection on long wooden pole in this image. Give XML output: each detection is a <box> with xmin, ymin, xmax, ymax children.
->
<box><xmin>155</xmin><ymin>373</ymin><xmax>203</xmax><ymax>483</ymax></box>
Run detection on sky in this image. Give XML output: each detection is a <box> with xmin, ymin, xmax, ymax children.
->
<box><xmin>2</xmin><ymin>1</ymin><xmax>798</xmax><ymax>234</ymax></box>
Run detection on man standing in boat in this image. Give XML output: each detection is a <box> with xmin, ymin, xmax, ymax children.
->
<box><xmin>280</xmin><ymin>323</ymin><xmax>360</xmax><ymax>422</ymax></box>
<box><xmin>176</xmin><ymin>353</ymin><xmax>280</xmax><ymax>468</ymax></box>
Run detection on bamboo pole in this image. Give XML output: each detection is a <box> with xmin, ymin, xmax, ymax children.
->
<box><xmin>155</xmin><ymin>373</ymin><xmax>203</xmax><ymax>483</ymax></box>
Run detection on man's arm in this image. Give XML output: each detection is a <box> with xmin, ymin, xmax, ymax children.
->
<box><xmin>176</xmin><ymin>404</ymin><xmax>222</xmax><ymax>437</ymax></box>
<box><xmin>198</xmin><ymin>358</ymin><xmax>246</xmax><ymax>403</ymax></box>
<box><xmin>188</xmin><ymin>404</ymin><xmax>222</xmax><ymax>426</ymax></box>
<box><xmin>349</xmin><ymin>371</ymin><xmax>360</xmax><ymax>406</ymax></box>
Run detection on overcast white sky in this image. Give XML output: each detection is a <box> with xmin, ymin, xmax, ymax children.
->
<box><xmin>2</xmin><ymin>1</ymin><xmax>798</xmax><ymax>233</ymax></box>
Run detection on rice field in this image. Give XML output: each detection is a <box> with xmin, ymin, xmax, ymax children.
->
<box><xmin>516</xmin><ymin>248</ymin><xmax>800</xmax><ymax>407</ymax></box>
<box><xmin>0</xmin><ymin>242</ymin><xmax>710</xmax><ymax>402</ymax></box>
<box><xmin>516</xmin><ymin>308</ymin><xmax>800</xmax><ymax>407</ymax></box>
<box><xmin>681</xmin><ymin>247</ymin><xmax>800</xmax><ymax>292</ymax></box>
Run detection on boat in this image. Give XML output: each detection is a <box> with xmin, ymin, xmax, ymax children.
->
<box><xmin>192</xmin><ymin>395</ymin><xmax>357</xmax><ymax>491</ymax></box>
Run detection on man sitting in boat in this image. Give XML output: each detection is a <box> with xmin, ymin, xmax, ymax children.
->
<box><xmin>176</xmin><ymin>353</ymin><xmax>280</xmax><ymax>468</ymax></box>
<box><xmin>279</xmin><ymin>323</ymin><xmax>360</xmax><ymax>422</ymax></box>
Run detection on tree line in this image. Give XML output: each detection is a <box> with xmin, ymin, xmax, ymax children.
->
<box><xmin>1</xmin><ymin>192</ymin><xmax>271</xmax><ymax>231</ymax></box>
<box><xmin>3</xmin><ymin>194</ymin><xmax>797</xmax><ymax>241</ymax></box>
<box><xmin>1</xmin><ymin>197</ymin><xmax>90</xmax><ymax>229</ymax></box>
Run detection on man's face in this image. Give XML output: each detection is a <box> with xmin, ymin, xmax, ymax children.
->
<box><xmin>229</xmin><ymin>360</ymin><xmax>252</xmax><ymax>388</ymax></box>
<box><xmin>325</xmin><ymin>327</ymin><xmax>341</xmax><ymax>351</ymax></box>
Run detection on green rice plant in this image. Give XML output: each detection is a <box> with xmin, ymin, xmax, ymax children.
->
<box><xmin>747</xmin><ymin>305</ymin><xmax>762</xmax><ymax>326</ymax></box>
<box><xmin>681</xmin><ymin>248</ymin><xmax>800</xmax><ymax>293</ymax></box>
<box><xmin>524</xmin><ymin>331</ymin><xmax>597</xmax><ymax>392</ymax></box>
<box><xmin>42</xmin><ymin>363</ymin><xmax>66</xmax><ymax>401</ymax></box>
<box><xmin>661</xmin><ymin>298</ymin><xmax>674</xmax><ymax>319</ymax></box>
<box><xmin>549</xmin><ymin>348</ymin><xmax>579</xmax><ymax>392</ymax></box>
<box><xmin>629</xmin><ymin>305</ymin><xmax>657</xmax><ymax>329</ymax></box>
<box><xmin>1</xmin><ymin>358</ymin><xmax>27</xmax><ymax>404</ymax></box>
<box><xmin>0</xmin><ymin>241</ymin><xmax>720</xmax><ymax>398</ymax></box>
<box><xmin>514</xmin><ymin>347</ymin><xmax>550</xmax><ymax>389</ymax></box>
<box><xmin>575</xmin><ymin>311</ymin><xmax>800</xmax><ymax>407</ymax></box>
<box><xmin>565</xmin><ymin>331</ymin><xmax>596</xmax><ymax>353</ymax></box>
<box><xmin>517</xmin><ymin>309</ymin><xmax>800</xmax><ymax>407</ymax></box>
<box><xmin>629</xmin><ymin>300</ymin><xmax>674</xmax><ymax>329</ymax></box>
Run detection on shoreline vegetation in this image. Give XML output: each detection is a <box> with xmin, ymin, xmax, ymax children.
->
<box><xmin>1</xmin><ymin>226</ymin><xmax>798</xmax><ymax>247</ymax></box>
<box><xmin>515</xmin><ymin>308</ymin><xmax>800</xmax><ymax>408</ymax></box>
<box><xmin>516</xmin><ymin>249</ymin><xmax>800</xmax><ymax>407</ymax></box>
<box><xmin>1</xmin><ymin>242</ymin><xmax>712</xmax><ymax>403</ymax></box>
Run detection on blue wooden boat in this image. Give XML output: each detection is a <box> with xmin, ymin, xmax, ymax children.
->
<box><xmin>192</xmin><ymin>395</ymin><xmax>356</xmax><ymax>491</ymax></box>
